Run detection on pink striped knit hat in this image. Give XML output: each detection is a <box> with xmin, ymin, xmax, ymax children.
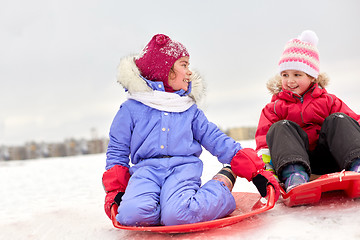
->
<box><xmin>279</xmin><ymin>30</ymin><xmax>320</xmax><ymax>78</ymax></box>
<box><xmin>134</xmin><ymin>34</ymin><xmax>189</xmax><ymax>92</ymax></box>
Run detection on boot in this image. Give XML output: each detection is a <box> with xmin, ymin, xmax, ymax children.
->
<box><xmin>212</xmin><ymin>165</ymin><xmax>237</xmax><ymax>191</ymax></box>
<box><xmin>281</xmin><ymin>164</ymin><xmax>309</xmax><ymax>192</ymax></box>
<box><xmin>349</xmin><ymin>158</ymin><xmax>360</xmax><ymax>173</ymax></box>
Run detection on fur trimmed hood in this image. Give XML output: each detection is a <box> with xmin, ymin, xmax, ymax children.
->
<box><xmin>116</xmin><ymin>55</ymin><xmax>206</xmax><ymax>104</ymax></box>
<box><xmin>266</xmin><ymin>72</ymin><xmax>330</xmax><ymax>95</ymax></box>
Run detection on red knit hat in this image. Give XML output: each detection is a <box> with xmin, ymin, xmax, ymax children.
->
<box><xmin>134</xmin><ymin>34</ymin><xmax>189</xmax><ymax>92</ymax></box>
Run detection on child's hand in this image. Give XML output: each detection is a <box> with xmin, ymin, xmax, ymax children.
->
<box><xmin>252</xmin><ymin>169</ymin><xmax>280</xmax><ymax>201</ymax></box>
<box><xmin>230</xmin><ymin>148</ymin><xmax>280</xmax><ymax>201</ymax></box>
<box><xmin>230</xmin><ymin>148</ymin><xmax>264</xmax><ymax>181</ymax></box>
<box><xmin>104</xmin><ymin>190</ymin><xmax>125</xmax><ymax>218</ymax></box>
<box><xmin>102</xmin><ymin>165</ymin><xmax>130</xmax><ymax>219</ymax></box>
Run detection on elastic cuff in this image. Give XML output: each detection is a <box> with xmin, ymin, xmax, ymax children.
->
<box><xmin>218</xmin><ymin>166</ymin><xmax>236</xmax><ymax>186</ymax></box>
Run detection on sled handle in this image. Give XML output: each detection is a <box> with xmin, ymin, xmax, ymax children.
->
<box><xmin>266</xmin><ymin>185</ymin><xmax>276</xmax><ymax>208</ymax></box>
<box><xmin>110</xmin><ymin>204</ymin><xmax>122</xmax><ymax>228</ymax></box>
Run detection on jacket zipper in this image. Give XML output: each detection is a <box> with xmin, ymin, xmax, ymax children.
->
<box><xmin>292</xmin><ymin>86</ymin><xmax>315</xmax><ymax>123</ymax></box>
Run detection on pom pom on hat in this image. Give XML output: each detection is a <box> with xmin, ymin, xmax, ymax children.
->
<box><xmin>279</xmin><ymin>30</ymin><xmax>320</xmax><ymax>78</ymax></box>
<box><xmin>298</xmin><ymin>30</ymin><xmax>319</xmax><ymax>46</ymax></box>
<box><xmin>134</xmin><ymin>34</ymin><xmax>189</xmax><ymax>92</ymax></box>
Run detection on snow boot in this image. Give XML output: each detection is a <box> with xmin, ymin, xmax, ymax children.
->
<box><xmin>212</xmin><ymin>165</ymin><xmax>237</xmax><ymax>191</ymax></box>
<box><xmin>281</xmin><ymin>164</ymin><xmax>309</xmax><ymax>192</ymax></box>
<box><xmin>349</xmin><ymin>158</ymin><xmax>360</xmax><ymax>173</ymax></box>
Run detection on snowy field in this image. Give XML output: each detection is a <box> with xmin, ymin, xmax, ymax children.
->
<box><xmin>1</xmin><ymin>140</ymin><xmax>360</xmax><ymax>240</ymax></box>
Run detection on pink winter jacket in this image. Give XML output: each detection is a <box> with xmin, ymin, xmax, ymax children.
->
<box><xmin>255</xmin><ymin>82</ymin><xmax>360</xmax><ymax>152</ymax></box>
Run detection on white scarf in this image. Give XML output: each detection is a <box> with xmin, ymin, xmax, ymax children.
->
<box><xmin>128</xmin><ymin>91</ymin><xmax>195</xmax><ymax>112</ymax></box>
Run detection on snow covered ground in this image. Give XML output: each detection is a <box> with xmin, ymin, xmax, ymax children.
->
<box><xmin>1</xmin><ymin>140</ymin><xmax>359</xmax><ymax>240</ymax></box>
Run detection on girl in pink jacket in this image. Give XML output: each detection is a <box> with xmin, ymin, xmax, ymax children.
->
<box><xmin>255</xmin><ymin>30</ymin><xmax>360</xmax><ymax>192</ymax></box>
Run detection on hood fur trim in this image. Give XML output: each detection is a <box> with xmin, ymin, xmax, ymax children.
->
<box><xmin>117</xmin><ymin>55</ymin><xmax>206</xmax><ymax>104</ymax></box>
<box><xmin>117</xmin><ymin>55</ymin><xmax>152</xmax><ymax>93</ymax></box>
<box><xmin>266</xmin><ymin>72</ymin><xmax>330</xmax><ymax>95</ymax></box>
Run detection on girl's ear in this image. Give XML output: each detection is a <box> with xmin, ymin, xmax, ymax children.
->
<box><xmin>168</xmin><ymin>68</ymin><xmax>176</xmax><ymax>81</ymax></box>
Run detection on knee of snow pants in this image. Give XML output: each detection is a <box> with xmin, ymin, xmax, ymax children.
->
<box><xmin>116</xmin><ymin>165</ymin><xmax>162</xmax><ymax>226</ymax></box>
<box><xmin>319</xmin><ymin>113</ymin><xmax>360</xmax><ymax>169</ymax></box>
<box><xmin>266</xmin><ymin>120</ymin><xmax>311</xmax><ymax>179</ymax></box>
<box><xmin>158</xmin><ymin>157</ymin><xmax>236</xmax><ymax>226</ymax></box>
<box><xmin>160</xmin><ymin>179</ymin><xmax>236</xmax><ymax>226</ymax></box>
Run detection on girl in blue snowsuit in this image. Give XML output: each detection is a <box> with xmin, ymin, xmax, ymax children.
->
<box><xmin>102</xmin><ymin>34</ymin><xmax>280</xmax><ymax>227</ymax></box>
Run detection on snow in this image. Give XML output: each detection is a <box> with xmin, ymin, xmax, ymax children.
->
<box><xmin>1</xmin><ymin>140</ymin><xmax>359</xmax><ymax>240</ymax></box>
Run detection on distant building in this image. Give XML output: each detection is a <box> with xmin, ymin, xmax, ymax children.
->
<box><xmin>25</xmin><ymin>142</ymin><xmax>41</xmax><ymax>159</ymax></box>
<box><xmin>48</xmin><ymin>142</ymin><xmax>67</xmax><ymax>158</ymax></box>
<box><xmin>8</xmin><ymin>146</ymin><xmax>27</xmax><ymax>161</ymax></box>
<box><xmin>226</xmin><ymin>127</ymin><xmax>257</xmax><ymax>141</ymax></box>
<box><xmin>65</xmin><ymin>138</ymin><xmax>81</xmax><ymax>156</ymax></box>
<box><xmin>87</xmin><ymin>139</ymin><xmax>106</xmax><ymax>154</ymax></box>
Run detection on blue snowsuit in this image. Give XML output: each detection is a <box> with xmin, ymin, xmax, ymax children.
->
<box><xmin>106</xmin><ymin>56</ymin><xmax>242</xmax><ymax>226</ymax></box>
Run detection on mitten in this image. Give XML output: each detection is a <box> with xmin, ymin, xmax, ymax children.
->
<box><xmin>252</xmin><ymin>169</ymin><xmax>280</xmax><ymax>201</ymax></box>
<box><xmin>102</xmin><ymin>165</ymin><xmax>130</xmax><ymax>219</ymax></box>
<box><xmin>231</xmin><ymin>148</ymin><xmax>280</xmax><ymax>201</ymax></box>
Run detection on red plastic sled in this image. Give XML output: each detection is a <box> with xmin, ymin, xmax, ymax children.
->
<box><xmin>281</xmin><ymin>171</ymin><xmax>360</xmax><ymax>207</ymax></box>
<box><xmin>110</xmin><ymin>186</ymin><xmax>275</xmax><ymax>233</ymax></box>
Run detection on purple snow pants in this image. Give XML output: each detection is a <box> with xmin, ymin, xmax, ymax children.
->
<box><xmin>116</xmin><ymin>156</ymin><xmax>236</xmax><ymax>226</ymax></box>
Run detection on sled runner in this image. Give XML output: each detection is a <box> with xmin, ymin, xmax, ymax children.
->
<box><xmin>110</xmin><ymin>186</ymin><xmax>275</xmax><ymax>233</ymax></box>
<box><xmin>281</xmin><ymin>171</ymin><xmax>360</xmax><ymax>207</ymax></box>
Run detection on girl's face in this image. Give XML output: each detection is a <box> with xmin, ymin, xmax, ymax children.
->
<box><xmin>281</xmin><ymin>70</ymin><xmax>315</xmax><ymax>95</ymax></box>
<box><xmin>168</xmin><ymin>56</ymin><xmax>192</xmax><ymax>92</ymax></box>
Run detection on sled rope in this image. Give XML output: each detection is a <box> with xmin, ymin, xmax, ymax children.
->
<box><xmin>339</xmin><ymin>169</ymin><xmax>346</xmax><ymax>182</ymax></box>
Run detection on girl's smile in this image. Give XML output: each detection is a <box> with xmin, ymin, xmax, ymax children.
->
<box><xmin>281</xmin><ymin>70</ymin><xmax>315</xmax><ymax>95</ymax></box>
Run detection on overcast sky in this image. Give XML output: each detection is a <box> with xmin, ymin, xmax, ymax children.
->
<box><xmin>1</xmin><ymin>0</ymin><xmax>360</xmax><ymax>145</ymax></box>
